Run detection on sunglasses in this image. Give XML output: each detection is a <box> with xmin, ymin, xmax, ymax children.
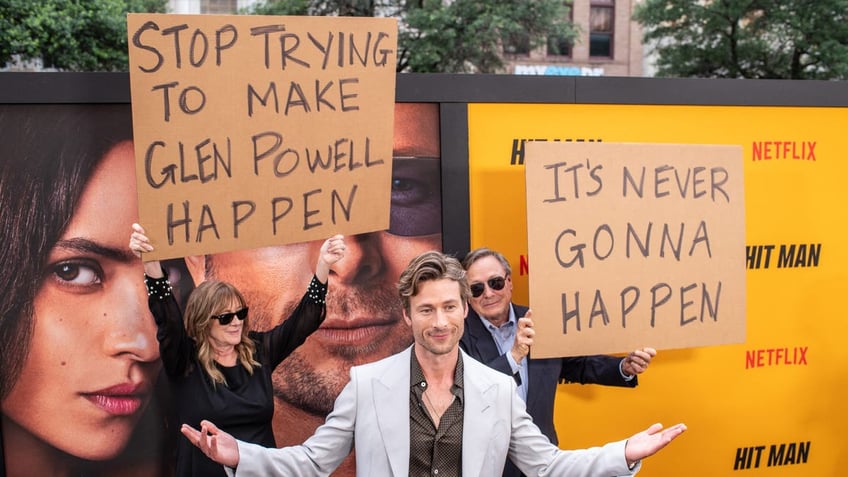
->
<box><xmin>212</xmin><ymin>307</ymin><xmax>249</xmax><ymax>325</ymax></box>
<box><xmin>469</xmin><ymin>277</ymin><xmax>507</xmax><ymax>298</ymax></box>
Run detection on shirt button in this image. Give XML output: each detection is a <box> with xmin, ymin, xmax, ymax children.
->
<box><xmin>421</xmin><ymin>382</ymin><xmax>427</xmax><ymax>388</ymax></box>
<box><xmin>433</xmin><ymin>470</ymin><xmax>439</xmax><ymax>475</ymax></box>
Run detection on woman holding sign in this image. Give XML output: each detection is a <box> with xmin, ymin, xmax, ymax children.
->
<box><xmin>0</xmin><ymin>105</ymin><xmax>169</xmax><ymax>477</ymax></box>
<box><xmin>129</xmin><ymin>224</ymin><xmax>345</xmax><ymax>477</ymax></box>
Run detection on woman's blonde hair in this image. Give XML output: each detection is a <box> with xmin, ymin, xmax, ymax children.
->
<box><xmin>183</xmin><ymin>280</ymin><xmax>260</xmax><ymax>386</ymax></box>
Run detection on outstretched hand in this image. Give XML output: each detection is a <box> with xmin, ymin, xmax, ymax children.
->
<box><xmin>624</xmin><ymin>423</ymin><xmax>687</xmax><ymax>466</ymax></box>
<box><xmin>181</xmin><ymin>420</ymin><xmax>240</xmax><ymax>468</ymax></box>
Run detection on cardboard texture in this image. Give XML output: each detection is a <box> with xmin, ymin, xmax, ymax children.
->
<box><xmin>524</xmin><ymin>142</ymin><xmax>746</xmax><ymax>357</ymax></box>
<box><xmin>127</xmin><ymin>14</ymin><xmax>397</xmax><ymax>260</ymax></box>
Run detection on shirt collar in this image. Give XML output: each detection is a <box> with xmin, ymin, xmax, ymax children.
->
<box><xmin>410</xmin><ymin>350</ymin><xmax>464</xmax><ymax>403</ymax></box>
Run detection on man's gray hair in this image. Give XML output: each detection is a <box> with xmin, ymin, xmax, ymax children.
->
<box><xmin>461</xmin><ymin>247</ymin><xmax>512</xmax><ymax>276</ymax></box>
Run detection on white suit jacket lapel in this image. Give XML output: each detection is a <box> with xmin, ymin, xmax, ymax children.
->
<box><xmin>373</xmin><ymin>347</ymin><xmax>412</xmax><ymax>477</ymax></box>
<box><xmin>461</xmin><ymin>352</ymin><xmax>500</xmax><ymax>477</ymax></box>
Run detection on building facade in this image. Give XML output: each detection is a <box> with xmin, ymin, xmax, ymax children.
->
<box><xmin>168</xmin><ymin>0</ymin><xmax>649</xmax><ymax>77</ymax></box>
<box><xmin>505</xmin><ymin>0</ymin><xmax>646</xmax><ymax>77</ymax></box>
<box><xmin>169</xmin><ymin>0</ymin><xmax>257</xmax><ymax>14</ymax></box>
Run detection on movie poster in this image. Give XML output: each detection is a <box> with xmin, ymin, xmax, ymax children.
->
<box><xmin>0</xmin><ymin>101</ymin><xmax>442</xmax><ymax>477</ymax></box>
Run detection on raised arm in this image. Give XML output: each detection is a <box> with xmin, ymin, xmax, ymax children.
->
<box><xmin>259</xmin><ymin>235</ymin><xmax>346</xmax><ymax>368</ymax></box>
<box><xmin>129</xmin><ymin>223</ymin><xmax>162</xmax><ymax>277</ymax></box>
<box><xmin>129</xmin><ymin>222</ymin><xmax>193</xmax><ymax>376</ymax></box>
<box><xmin>315</xmin><ymin>234</ymin><xmax>346</xmax><ymax>283</ymax></box>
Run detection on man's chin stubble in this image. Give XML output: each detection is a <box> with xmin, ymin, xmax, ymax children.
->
<box><xmin>272</xmin><ymin>350</ymin><xmax>346</xmax><ymax>415</ymax></box>
<box><xmin>272</xmin><ymin>335</ymin><xmax>413</xmax><ymax>415</ymax></box>
<box><xmin>266</xmin><ymin>282</ymin><xmax>413</xmax><ymax>414</ymax></box>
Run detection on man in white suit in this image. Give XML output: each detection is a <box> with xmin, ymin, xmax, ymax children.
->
<box><xmin>183</xmin><ymin>251</ymin><xmax>686</xmax><ymax>477</ymax></box>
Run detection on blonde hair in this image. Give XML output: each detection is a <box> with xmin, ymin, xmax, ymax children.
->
<box><xmin>183</xmin><ymin>280</ymin><xmax>260</xmax><ymax>386</ymax></box>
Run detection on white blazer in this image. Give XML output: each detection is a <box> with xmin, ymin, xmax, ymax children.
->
<box><xmin>231</xmin><ymin>347</ymin><xmax>638</xmax><ymax>477</ymax></box>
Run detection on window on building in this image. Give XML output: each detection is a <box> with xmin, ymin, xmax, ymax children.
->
<box><xmin>547</xmin><ymin>35</ymin><xmax>573</xmax><ymax>57</ymax></box>
<box><xmin>589</xmin><ymin>0</ymin><xmax>614</xmax><ymax>58</ymax></box>
<box><xmin>547</xmin><ymin>2</ymin><xmax>574</xmax><ymax>58</ymax></box>
<box><xmin>503</xmin><ymin>32</ymin><xmax>531</xmax><ymax>56</ymax></box>
<box><xmin>201</xmin><ymin>0</ymin><xmax>237</xmax><ymax>13</ymax></box>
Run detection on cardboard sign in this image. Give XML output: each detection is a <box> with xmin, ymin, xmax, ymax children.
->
<box><xmin>524</xmin><ymin>142</ymin><xmax>746</xmax><ymax>357</ymax></box>
<box><xmin>127</xmin><ymin>14</ymin><xmax>397</xmax><ymax>260</ymax></box>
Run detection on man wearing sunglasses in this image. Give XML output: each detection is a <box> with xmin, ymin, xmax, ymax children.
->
<box><xmin>459</xmin><ymin>248</ymin><xmax>657</xmax><ymax>477</ymax></box>
<box><xmin>183</xmin><ymin>103</ymin><xmax>441</xmax><ymax>476</ymax></box>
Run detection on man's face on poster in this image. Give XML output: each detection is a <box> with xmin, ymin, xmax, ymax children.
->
<box><xmin>185</xmin><ymin>103</ymin><xmax>441</xmax><ymax>414</ymax></box>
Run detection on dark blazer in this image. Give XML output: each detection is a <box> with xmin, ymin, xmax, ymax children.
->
<box><xmin>459</xmin><ymin>304</ymin><xmax>638</xmax><ymax>477</ymax></box>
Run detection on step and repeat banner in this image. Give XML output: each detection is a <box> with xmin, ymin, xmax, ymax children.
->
<box><xmin>467</xmin><ymin>103</ymin><xmax>848</xmax><ymax>475</ymax></box>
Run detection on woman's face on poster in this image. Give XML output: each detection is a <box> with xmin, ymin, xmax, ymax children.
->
<box><xmin>0</xmin><ymin>141</ymin><xmax>161</xmax><ymax>460</ymax></box>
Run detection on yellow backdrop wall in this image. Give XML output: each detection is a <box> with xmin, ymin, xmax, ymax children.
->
<box><xmin>468</xmin><ymin>103</ymin><xmax>848</xmax><ymax>475</ymax></box>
